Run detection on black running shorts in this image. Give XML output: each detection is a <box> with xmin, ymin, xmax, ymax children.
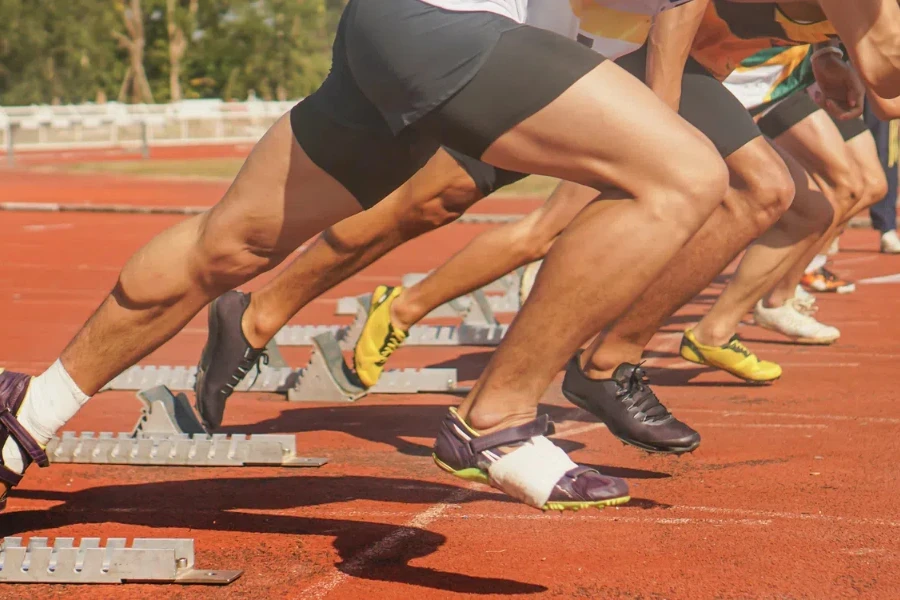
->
<box><xmin>755</xmin><ymin>90</ymin><xmax>868</xmax><ymax>142</ymax></box>
<box><xmin>615</xmin><ymin>45</ymin><xmax>762</xmax><ymax>158</ymax></box>
<box><xmin>290</xmin><ymin>0</ymin><xmax>603</xmax><ymax>208</ymax></box>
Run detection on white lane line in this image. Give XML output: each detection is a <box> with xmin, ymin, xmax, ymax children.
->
<box><xmin>301</xmin><ymin>487</ymin><xmax>475</xmax><ymax>599</ymax></box>
<box><xmin>678</xmin><ymin>408</ymin><xmax>900</xmax><ymax>425</ymax></box>
<box><xmin>859</xmin><ymin>272</ymin><xmax>900</xmax><ymax>284</ymax></box>
<box><xmin>692</xmin><ymin>423</ymin><xmax>828</xmax><ymax>429</ymax></box>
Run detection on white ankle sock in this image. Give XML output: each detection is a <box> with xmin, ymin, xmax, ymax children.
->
<box><xmin>2</xmin><ymin>361</ymin><xmax>89</xmax><ymax>474</ymax></box>
<box><xmin>805</xmin><ymin>254</ymin><xmax>827</xmax><ymax>275</ymax></box>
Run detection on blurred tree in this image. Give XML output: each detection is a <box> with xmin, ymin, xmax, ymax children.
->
<box><xmin>114</xmin><ymin>0</ymin><xmax>155</xmax><ymax>103</ymax></box>
<box><xmin>0</xmin><ymin>0</ymin><xmax>345</xmax><ymax>105</ymax></box>
<box><xmin>0</xmin><ymin>0</ymin><xmax>125</xmax><ymax>104</ymax></box>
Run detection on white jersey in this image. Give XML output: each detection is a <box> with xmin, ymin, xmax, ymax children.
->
<box><xmin>527</xmin><ymin>0</ymin><xmax>694</xmax><ymax>59</ymax></box>
<box><xmin>419</xmin><ymin>0</ymin><xmax>528</xmax><ymax>22</ymax></box>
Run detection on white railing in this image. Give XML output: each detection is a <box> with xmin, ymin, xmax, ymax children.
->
<box><xmin>0</xmin><ymin>99</ymin><xmax>298</xmax><ymax>160</ymax></box>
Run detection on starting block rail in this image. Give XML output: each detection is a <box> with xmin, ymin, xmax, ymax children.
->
<box><xmin>0</xmin><ymin>537</ymin><xmax>241</xmax><ymax>585</ymax></box>
<box><xmin>335</xmin><ymin>287</ymin><xmax>518</xmax><ymax>320</ymax></box>
<box><xmin>49</xmin><ymin>386</ymin><xmax>328</xmax><ymax>467</ymax></box>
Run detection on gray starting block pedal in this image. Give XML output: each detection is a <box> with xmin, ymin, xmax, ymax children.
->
<box><xmin>273</xmin><ymin>322</ymin><xmax>508</xmax><ymax>348</ymax></box>
<box><xmin>401</xmin><ymin>270</ymin><xmax>521</xmax><ymax>294</ymax></box>
<box><xmin>46</xmin><ymin>432</ymin><xmax>326</xmax><ymax>467</ymax></box>
<box><xmin>0</xmin><ymin>537</ymin><xmax>241</xmax><ymax>585</ymax></box>
<box><xmin>48</xmin><ymin>386</ymin><xmax>328</xmax><ymax>467</ymax></box>
<box><xmin>457</xmin><ymin>213</ymin><xmax>523</xmax><ymax>224</ymax></box>
<box><xmin>287</xmin><ymin>332</ymin><xmax>463</xmax><ymax>402</ymax></box>
<box><xmin>335</xmin><ymin>288</ymin><xmax>509</xmax><ymax>323</ymax></box>
<box><xmin>133</xmin><ymin>386</ymin><xmax>207</xmax><ymax>436</ymax></box>
<box><xmin>103</xmin><ymin>364</ymin><xmax>295</xmax><ymax>392</ymax></box>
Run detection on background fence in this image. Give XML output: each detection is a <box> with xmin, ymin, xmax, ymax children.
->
<box><xmin>0</xmin><ymin>99</ymin><xmax>298</xmax><ymax>163</ymax></box>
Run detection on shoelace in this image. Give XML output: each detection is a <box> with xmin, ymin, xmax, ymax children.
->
<box><xmin>726</xmin><ymin>337</ymin><xmax>752</xmax><ymax>358</ymax></box>
<box><xmin>375</xmin><ymin>327</ymin><xmax>406</xmax><ymax>366</ymax></box>
<box><xmin>791</xmin><ymin>296</ymin><xmax>819</xmax><ymax>317</ymax></box>
<box><xmin>819</xmin><ymin>267</ymin><xmax>841</xmax><ymax>283</ymax></box>
<box><xmin>224</xmin><ymin>349</ymin><xmax>270</xmax><ymax>393</ymax></box>
<box><xmin>616</xmin><ymin>363</ymin><xmax>671</xmax><ymax>423</ymax></box>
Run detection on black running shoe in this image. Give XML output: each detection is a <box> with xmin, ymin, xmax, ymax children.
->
<box><xmin>194</xmin><ymin>291</ymin><xmax>268</xmax><ymax>430</ymax></box>
<box><xmin>561</xmin><ymin>353</ymin><xmax>700</xmax><ymax>454</ymax></box>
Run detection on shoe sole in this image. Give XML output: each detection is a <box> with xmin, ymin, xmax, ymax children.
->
<box><xmin>679</xmin><ymin>353</ymin><xmax>779</xmax><ymax>386</ymax></box>
<box><xmin>560</xmin><ymin>390</ymin><xmax>700</xmax><ymax>455</ymax></box>
<box><xmin>754</xmin><ymin>321</ymin><xmax>839</xmax><ymax>346</ymax></box>
<box><xmin>193</xmin><ymin>296</ymin><xmax>223</xmax><ymax>430</ymax></box>
<box><xmin>433</xmin><ymin>454</ymin><xmax>631</xmax><ymax>511</ymax></box>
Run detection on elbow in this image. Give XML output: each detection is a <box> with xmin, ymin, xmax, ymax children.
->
<box><xmin>869</xmin><ymin>99</ymin><xmax>900</xmax><ymax>121</ymax></box>
<box><xmin>868</xmin><ymin>77</ymin><xmax>900</xmax><ymax>101</ymax></box>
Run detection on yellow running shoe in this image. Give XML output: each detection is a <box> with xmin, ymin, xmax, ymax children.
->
<box><xmin>354</xmin><ymin>286</ymin><xmax>408</xmax><ymax>388</ymax></box>
<box><xmin>679</xmin><ymin>329</ymin><xmax>781</xmax><ymax>383</ymax></box>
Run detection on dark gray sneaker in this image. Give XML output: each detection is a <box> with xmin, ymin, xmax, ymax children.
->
<box><xmin>194</xmin><ymin>291</ymin><xmax>268</xmax><ymax>430</ymax></box>
<box><xmin>561</xmin><ymin>353</ymin><xmax>700</xmax><ymax>454</ymax></box>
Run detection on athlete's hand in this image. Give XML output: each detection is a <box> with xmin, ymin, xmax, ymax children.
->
<box><xmin>811</xmin><ymin>52</ymin><xmax>865</xmax><ymax>120</ymax></box>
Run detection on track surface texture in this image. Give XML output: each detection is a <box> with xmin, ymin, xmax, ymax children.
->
<box><xmin>1</xmin><ymin>163</ymin><xmax>899</xmax><ymax>599</ymax></box>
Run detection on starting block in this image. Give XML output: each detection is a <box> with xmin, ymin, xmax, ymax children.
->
<box><xmin>48</xmin><ymin>386</ymin><xmax>328</xmax><ymax>467</ymax></box>
<box><xmin>401</xmin><ymin>269</ymin><xmax>522</xmax><ymax>294</ymax></box>
<box><xmin>287</xmin><ymin>332</ymin><xmax>462</xmax><ymax>402</ymax></box>
<box><xmin>335</xmin><ymin>286</ymin><xmax>516</xmax><ymax>321</ymax></box>
<box><xmin>274</xmin><ymin>296</ymin><xmax>508</xmax><ymax>349</ymax></box>
<box><xmin>457</xmin><ymin>213</ymin><xmax>523</xmax><ymax>224</ymax></box>
<box><xmin>0</xmin><ymin>537</ymin><xmax>241</xmax><ymax>585</ymax></box>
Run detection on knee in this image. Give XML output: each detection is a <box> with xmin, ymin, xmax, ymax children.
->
<box><xmin>191</xmin><ymin>214</ymin><xmax>287</xmax><ymax>291</ymax></box>
<box><xmin>740</xmin><ymin>165</ymin><xmax>797</xmax><ymax>235</ymax></box>
<box><xmin>860</xmin><ymin>168</ymin><xmax>889</xmax><ymax>211</ymax></box>
<box><xmin>645</xmin><ymin>152</ymin><xmax>730</xmax><ymax>235</ymax></box>
<box><xmin>506</xmin><ymin>215</ymin><xmax>558</xmax><ymax>263</ymax></box>
<box><xmin>397</xmin><ymin>174</ymin><xmax>483</xmax><ymax>236</ymax></box>
<box><xmin>827</xmin><ymin>166</ymin><xmax>867</xmax><ymax>217</ymax></box>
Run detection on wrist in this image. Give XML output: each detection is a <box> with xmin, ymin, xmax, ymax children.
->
<box><xmin>811</xmin><ymin>46</ymin><xmax>844</xmax><ymax>63</ymax></box>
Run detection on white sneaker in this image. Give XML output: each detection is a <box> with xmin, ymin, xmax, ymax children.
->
<box><xmin>881</xmin><ymin>230</ymin><xmax>900</xmax><ymax>254</ymax></box>
<box><xmin>518</xmin><ymin>260</ymin><xmax>543</xmax><ymax>305</ymax></box>
<box><xmin>794</xmin><ymin>285</ymin><xmax>814</xmax><ymax>302</ymax></box>
<box><xmin>826</xmin><ymin>237</ymin><xmax>840</xmax><ymax>256</ymax></box>
<box><xmin>753</xmin><ymin>298</ymin><xmax>840</xmax><ymax>345</ymax></box>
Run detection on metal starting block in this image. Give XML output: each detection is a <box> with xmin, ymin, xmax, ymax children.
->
<box><xmin>48</xmin><ymin>386</ymin><xmax>328</xmax><ymax>467</ymax></box>
<box><xmin>287</xmin><ymin>332</ymin><xmax>463</xmax><ymax>402</ymax></box>
<box><xmin>335</xmin><ymin>286</ymin><xmax>514</xmax><ymax>321</ymax></box>
<box><xmin>274</xmin><ymin>296</ymin><xmax>508</xmax><ymax>349</ymax></box>
<box><xmin>0</xmin><ymin>537</ymin><xmax>242</xmax><ymax>585</ymax></box>
<box><xmin>457</xmin><ymin>213</ymin><xmax>523</xmax><ymax>224</ymax></box>
<box><xmin>401</xmin><ymin>269</ymin><xmax>522</xmax><ymax>294</ymax></box>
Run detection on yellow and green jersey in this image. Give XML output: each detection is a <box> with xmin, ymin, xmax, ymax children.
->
<box><xmin>723</xmin><ymin>45</ymin><xmax>815</xmax><ymax>112</ymax></box>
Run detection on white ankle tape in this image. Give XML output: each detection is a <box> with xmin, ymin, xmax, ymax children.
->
<box><xmin>487</xmin><ymin>436</ymin><xmax>577</xmax><ymax>508</ymax></box>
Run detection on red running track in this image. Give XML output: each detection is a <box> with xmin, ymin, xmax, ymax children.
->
<box><xmin>0</xmin><ymin>171</ymin><xmax>899</xmax><ymax>598</ymax></box>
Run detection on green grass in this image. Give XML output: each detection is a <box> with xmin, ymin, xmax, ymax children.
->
<box><xmin>494</xmin><ymin>175</ymin><xmax>559</xmax><ymax>197</ymax></box>
<box><xmin>60</xmin><ymin>157</ymin><xmax>558</xmax><ymax>197</ymax></box>
<box><xmin>60</xmin><ymin>158</ymin><xmax>246</xmax><ymax>179</ymax></box>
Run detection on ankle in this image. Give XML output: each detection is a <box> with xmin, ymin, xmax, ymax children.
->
<box><xmin>761</xmin><ymin>293</ymin><xmax>788</xmax><ymax>310</ymax></box>
<box><xmin>579</xmin><ymin>350</ymin><xmax>636</xmax><ymax>380</ymax></box>
<box><xmin>458</xmin><ymin>405</ymin><xmax>538</xmax><ymax>435</ymax></box>
<box><xmin>242</xmin><ymin>295</ymin><xmax>280</xmax><ymax>349</ymax></box>
<box><xmin>390</xmin><ymin>290</ymin><xmax>420</xmax><ymax>331</ymax></box>
<box><xmin>691</xmin><ymin>323</ymin><xmax>732</xmax><ymax>348</ymax></box>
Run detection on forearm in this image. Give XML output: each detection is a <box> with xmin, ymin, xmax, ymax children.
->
<box><xmin>645</xmin><ymin>0</ymin><xmax>710</xmax><ymax>109</ymax></box>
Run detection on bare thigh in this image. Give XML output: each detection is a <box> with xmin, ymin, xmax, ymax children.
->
<box><xmin>200</xmin><ymin>113</ymin><xmax>365</xmax><ymax>265</ymax></box>
<box><xmin>481</xmin><ymin>62</ymin><xmax>726</xmax><ymax>199</ymax></box>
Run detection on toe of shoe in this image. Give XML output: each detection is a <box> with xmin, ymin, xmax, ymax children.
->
<box><xmin>659</xmin><ymin>423</ymin><xmax>701</xmax><ymax>452</ymax></box>
<box><xmin>579</xmin><ymin>472</ymin><xmax>630</xmax><ymax>501</ymax></box>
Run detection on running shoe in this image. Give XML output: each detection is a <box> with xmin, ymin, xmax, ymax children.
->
<box><xmin>561</xmin><ymin>356</ymin><xmax>700</xmax><ymax>454</ymax></box>
<box><xmin>679</xmin><ymin>329</ymin><xmax>781</xmax><ymax>383</ymax></box>
<box><xmin>353</xmin><ymin>285</ymin><xmax>408</xmax><ymax>388</ymax></box>
<box><xmin>753</xmin><ymin>297</ymin><xmax>840</xmax><ymax>345</ymax></box>
<box><xmin>881</xmin><ymin>230</ymin><xmax>900</xmax><ymax>254</ymax></box>
<box><xmin>800</xmin><ymin>266</ymin><xmax>855</xmax><ymax>294</ymax></box>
